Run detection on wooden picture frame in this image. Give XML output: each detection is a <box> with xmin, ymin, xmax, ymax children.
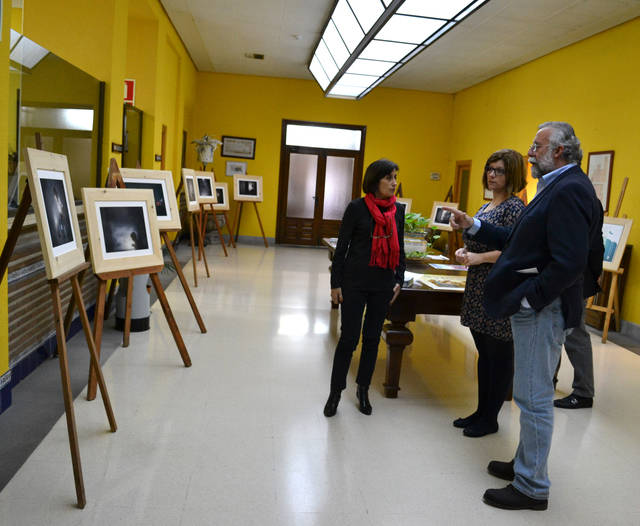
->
<box><xmin>195</xmin><ymin>170</ymin><xmax>217</xmax><ymax>205</ymax></box>
<box><xmin>587</xmin><ymin>150</ymin><xmax>614</xmax><ymax>213</ymax></box>
<box><xmin>213</xmin><ymin>182</ymin><xmax>230</xmax><ymax>211</ymax></box>
<box><xmin>225</xmin><ymin>160</ymin><xmax>247</xmax><ymax>176</ymax></box>
<box><xmin>602</xmin><ymin>217</ymin><xmax>633</xmax><ymax>272</ymax></box>
<box><xmin>233</xmin><ymin>174</ymin><xmax>263</xmax><ymax>202</ymax></box>
<box><xmin>181</xmin><ymin>168</ymin><xmax>200</xmax><ymax>212</ymax></box>
<box><xmin>24</xmin><ymin>148</ymin><xmax>85</xmax><ymax>279</ymax></box>
<box><xmin>221</xmin><ymin>135</ymin><xmax>256</xmax><ymax>159</ymax></box>
<box><xmin>483</xmin><ymin>188</ymin><xmax>493</xmax><ymax>201</ymax></box>
<box><xmin>120</xmin><ymin>168</ymin><xmax>181</xmax><ymax>230</ymax></box>
<box><xmin>430</xmin><ymin>201</ymin><xmax>458</xmax><ymax>231</ymax></box>
<box><xmin>396</xmin><ymin>197</ymin><xmax>412</xmax><ymax>214</ymax></box>
<box><xmin>82</xmin><ymin>188</ymin><xmax>163</xmax><ymax>274</ymax></box>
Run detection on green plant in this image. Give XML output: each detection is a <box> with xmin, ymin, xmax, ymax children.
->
<box><xmin>404</xmin><ymin>212</ymin><xmax>430</xmax><ymax>233</ymax></box>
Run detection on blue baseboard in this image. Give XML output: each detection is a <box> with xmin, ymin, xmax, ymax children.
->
<box><xmin>0</xmin><ymin>304</ymin><xmax>96</xmax><ymax>416</ymax></box>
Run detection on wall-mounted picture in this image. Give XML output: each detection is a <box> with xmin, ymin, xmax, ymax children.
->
<box><xmin>24</xmin><ymin>148</ymin><xmax>85</xmax><ymax>280</ymax></box>
<box><xmin>587</xmin><ymin>150</ymin><xmax>614</xmax><ymax>213</ymax></box>
<box><xmin>213</xmin><ymin>182</ymin><xmax>230</xmax><ymax>211</ymax></box>
<box><xmin>226</xmin><ymin>161</ymin><xmax>247</xmax><ymax>176</ymax></box>
<box><xmin>601</xmin><ymin>217</ymin><xmax>633</xmax><ymax>272</ymax></box>
<box><xmin>82</xmin><ymin>188</ymin><xmax>163</xmax><ymax>274</ymax></box>
<box><xmin>430</xmin><ymin>201</ymin><xmax>458</xmax><ymax>231</ymax></box>
<box><xmin>221</xmin><ymin>135</ymin><xmax>256</xmax><ymax>159</ymax></box>
<box><xmin>120</xmin><ymin>168</ymin><xmax>181</xmax><ymax>230</ymax></box>
<box><xmin>194</xmin><ymin>170</ymin><xmax>217</xmax><ymax>205</ymax></box>
<box><xmin>233</xmin><ymin>174</ymin><xmax>263</xmax><ymax>202</ymax></box>
<box><xmin>396</xmin><ymin>197</ymin><xmax>412</xmax><ymax>214</ymax></box>
<box><xmin>181</xmin><ymin>168</ymin><xmax>200</xmax><ymax>212</ymax></box>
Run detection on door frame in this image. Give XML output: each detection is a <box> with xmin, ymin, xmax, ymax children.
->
<box><xmin>276</xmin><ymin>119</ymin><xmax>367</xmax><ymax>245</ymax></box>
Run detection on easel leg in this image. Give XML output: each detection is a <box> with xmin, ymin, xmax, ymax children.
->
<box><xmin>87</xmin><ymin>279</ymin><xmax>107</xmax><ymax>401</ymax></box>
<box><xmin>122</xmin><ymin>276</ymin><xmax>133</xmax><ymax>347</ymax></box>
<box><xmin>104</xmin><ymin>279</ymin><xmax>117</xmax><ymax>320</ymax></box>
<box><xmin>196</xmin><ymin>211</ymin><xmax>203</xmax><ymax>261</ymax></box>
<box><xmin>50</xmin><ymin>281</ymin><xmax>86</xmax><ymax>509</ymax></box>
<box><xmin>602</xmin><ymin>273</ymin><xmax>618</xmax><ymax>343</ymax></box>
<box><xmin>149</xmin><ymin>273</ymin><xmax>192</xmax><ymax>367</ymax></box>
<box><xmin>613</xmin><ymin>277</ymin><xmax>621</xmax><ymax>332</ymax></box>
<box><xmin>234</xmin><ymin>202</ymin><xmax>244</xmax><ymax>243</ymax></box>
<box><xmin>189</xmin><ymin>214</ymin><xmax>198</xmax><ymax>287</ymax></box>
<box><xmin>252</xmin><ymin>202</ymin><xmax>269</xmax><ymax>248</ymax></box>
<box><xmin>223</xmin><ymin>211</ymin><xmax>236</xmax><ymax>248</ymax></box>
<box><xmin>71</xmin><ymin>276</ymin><xmax>117</xmax><ymax>432</ymax></box>
<box><xmin>161</xmin><ymin>232</ymin><xmax>207</xmax><ymax>333</ymax></box>
<box><xmin>200</xmin><ymin>208</ymin><xmax>208</xmax><ymax>255</ymax></box>
<box><xmin>209</xmin><ymin>205</ymin><xmax>228</xmax><ymax>257</ymax></box>
<box><xmin>196</xmin><ymin>212</ymin><xmax>211</xmax><ymax>278</ymax></box>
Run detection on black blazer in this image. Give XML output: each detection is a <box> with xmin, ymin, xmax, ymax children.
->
<box><xmin>331</xmin><ymin>198</ymin><xmax>406</xmax><ymax>291</ymax></box>
<box><xmin>473</xmin><ymin>165</ymin><xmax>604</xmax><ymax>329</ymax></box>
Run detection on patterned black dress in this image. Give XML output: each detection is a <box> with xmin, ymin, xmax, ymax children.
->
<box><xmin>460</xmin><ymin>196</ymin><xmax>525</xmax><ymax>341</ymax></box>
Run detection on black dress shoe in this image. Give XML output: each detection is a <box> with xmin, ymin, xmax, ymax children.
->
<box><xmin>483</xmin><ymin>484</ymin><xmax>547</xmax><ymax>510</ymax></box>
<box><xmin>323</xmin><ymin>391</ymin><xmax>341</xmax><ymax>417</ymax></box>
<box><xmin>453</xmin><ymin>412</ymin><xmax>478</xmax><ymax>428</ymax></box>
<box><xmin>554</xmin><ymin>393</ymin><xmax>593</xmax><ymax>409</ymax></box>
<box><xmin>487</xmin><ymin>459</ymin><xmax>514</xmax><ymax>481</ymax></box>
<box><xmin>463</xmin><ymin>420</ymin><xmax>498</xmax><ymax>437</ymax></box>
<box><xmin>356</xmin><ymin>385</ymin><xmax>372</xmax><ymax>415</ymax></box>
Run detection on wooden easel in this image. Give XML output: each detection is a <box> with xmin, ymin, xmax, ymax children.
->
<box><xmin>189</xmin><ymin>208</ymin><xmax>210</xmax><ymax>286</ymax></box>
<box><xmin>586</xmin><ymin>177</ymin><xmax>630</xmax><ymax>343</ymax></box>
<box><xmin>233</xmin><ymin>201</ymin><xmax>269</xmax><ymax>247</ymax></box>
<box><xmin>200</xmin><ymin>203</ymin><xmax>236</xmax><ymax>255</ymax></box>
<box><xmin>1</xmin><ymin>183</ymin><xmax>117</xmax><ymax>509</ymax></box>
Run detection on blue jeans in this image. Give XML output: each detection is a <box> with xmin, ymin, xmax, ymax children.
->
<box><xmin>510</xmin><ymin>298</ymin><xmax>567</xmax><ymax>499</ymax></box>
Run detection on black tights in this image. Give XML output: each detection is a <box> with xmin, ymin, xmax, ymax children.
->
<box><xmin>470</xmin><ymin>329</ymin><xmax>514</xmax><ymax>425</ymax></box>
<box><xmin>329</xmin><ymin>287</ymin><xmax>392</xmax><ymax>392</ymax></box>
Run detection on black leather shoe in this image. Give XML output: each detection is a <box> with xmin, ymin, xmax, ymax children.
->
<box><xmin>453</xmin><ymin>412</ymin><xmax>478</xmax><ymax>428</ymax></box>
<box><xmin>463</xmin><ymin>421</ymin><xmax>498</xmax><ymax>437</ymax></box>
<box><xmin>487</xmin><ymin>459</ymin><xmax>514</xmax><ymax>481</ymax></box>
<box><xmin>356</xmin><ymin>385</ymin><xmax>372</xmax><ymax>415</ymax></box>
<box><xmin>554</xmin><ymin>394</ymin><xmax>593</xmax><ymax>409</ymax></box>
<box><xmin>323</xmin><ymin>391</ymin><xmax>341</xmax><ymax>417</ymax></box>
<box><xmin>483</xmin><ymin>484</ymin><xmax>547</xmax><ymax>510</ymax></box>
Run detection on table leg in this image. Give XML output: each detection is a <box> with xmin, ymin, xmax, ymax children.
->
<box><xmin>381</xmin><ymin>322</ymin><xmax>414</xmax><ymax>398</ymax></box>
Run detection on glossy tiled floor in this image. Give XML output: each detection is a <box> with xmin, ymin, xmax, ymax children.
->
<box><xmin>1</xmin><ymin>244</ymin><xmax>640</xmax><ymax>525</ymax></box>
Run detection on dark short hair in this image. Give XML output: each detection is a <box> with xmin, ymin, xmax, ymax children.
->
<box><xmin>362</xmin><ymin>159</ymin><xmax>399</xmax><ymax>194</ymax></box>
<box><xmin>482</xmin><ymin>149</ymin><xmax>526</xmax><ymax>194</ymax></box>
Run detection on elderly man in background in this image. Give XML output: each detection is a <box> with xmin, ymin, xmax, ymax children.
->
<box><xmin>447</xmin><ymin>122</ymin><xmax>603</xmax><ymax>511</ymax></box>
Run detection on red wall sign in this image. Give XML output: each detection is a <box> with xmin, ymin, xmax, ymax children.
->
<box><xmin>124</xmin><ymin>79</ymin><xmax>135</xmax><ymax>105</ymax></box>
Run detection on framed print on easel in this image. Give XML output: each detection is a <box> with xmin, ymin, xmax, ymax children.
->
<box><xmin>194</xmin><ymin>170</ymin><xmax>232</xmax><ymax>257</ymax></box>
<box><xmin>429</xmin><ymin>201</ymin><xmax>458</xmax><ymax>231</ymax></box>
<box><xmin>232</xmin><ymin>174</ymin><xmax>268</xmax><ymax>247</ymax></box>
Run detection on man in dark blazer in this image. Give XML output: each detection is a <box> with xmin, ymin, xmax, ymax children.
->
<box><xmin>447</xmin><ymin>122</ymin><xmax>604</xmax><ymax>511</ymax></box>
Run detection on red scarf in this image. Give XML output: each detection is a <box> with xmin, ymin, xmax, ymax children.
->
<box><xmin>364</xmin><ymin>193</ymin><xmax>399</xmax><ymax>270</ymax></box>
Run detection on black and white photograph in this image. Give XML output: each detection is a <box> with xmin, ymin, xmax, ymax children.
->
<box><xmin>216</xmin><ymin>188</ymin><xmax>224</xmax><ymax>204</ymax></box>
<box><xmin>197</xmin><ymin>176</ymin><xmax>213</xmax><ymax>197</ymax></box>
<box><xmin>213</xmin><ymin>182</ymin><xmax>230</xmax><ymax>211</ymax></box>
<box><xmin>233</xmin><ymin>174</ymin><xmax>263</xmax><ymax>202</ymax></box>
<box><xmin>238</xmin><ymin>179</ymin><xmax>258</xmax><ymax>197</ymax></box>
<box><xmin>435</xmin><ymin>207</ymin><xmax>451</xmax><ymax>224</ymax></box>
<box><xmin>38</xmin><ymin>169</ymin><xmax>76</xmax><ymax>256</ymax></box>
<box><xmin>430</xmin><ymin>201</ymin><xmax>458</xmax><ymax>231</ymax></box>
<box><xmin>186</xmin><ymin>178</ymin><xmax>196</xmax><ymax>203</ymax></box>
<box><xmin>123</xmin><ymin>179</ymin><xmax>169</xmax><ymax>219</ymax></box>
<box><xmin>96</xmin><ymin>202</ymin><xmax>153</xmax><ymax>258</ymax></box>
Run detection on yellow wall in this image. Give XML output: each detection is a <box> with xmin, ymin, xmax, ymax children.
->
<box><xmin>1</xmin><ymin>0</ymin><xmax>11</xmax><ymax>376</ymax></box>
<box><xmin>450</xmin><ymin>17</ymin><xmax>640</xmax><ymax>324</ymax></box>
<box><xmin>195</xmin><ymin>73</ymin><xmax>454</xmax><ymax>238</ymax></box>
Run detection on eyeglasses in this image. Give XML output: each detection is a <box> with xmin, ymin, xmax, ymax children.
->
<box><xmin>486</xmin><ymin>167</ymin><xmax>506</xmax><ymax>176</ymax></box>
<box><xmin>529</xmin><ymin>142</ymin><xmax>548</xmax><ymax>152</ymax></box>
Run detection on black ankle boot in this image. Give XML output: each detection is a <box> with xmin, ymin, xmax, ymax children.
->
<box><xmin>356</xmin><ymin>385</ymin><xmax>372</xmax><ymax>415</ymax></box>
<box><xmin>323</xmin><ymin>390</ymin><xmax>341</xmax><ymax>417</ymax></box>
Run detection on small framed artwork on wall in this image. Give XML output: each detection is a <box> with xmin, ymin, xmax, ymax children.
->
<box><xmin>221</xmin><ymin>136</ymin><xmax>256</xmax><ymax>159</ymax></box>
<box><xmin>225</xmin><ymin>161</ymin><xmax>247</xmax><ymax>176</ymax></box>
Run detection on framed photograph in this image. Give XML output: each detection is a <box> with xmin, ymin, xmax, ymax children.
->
<box><xmin>396</xmin><ymin>197</ymin><xmax>412</xmax><ymax>214</ymax></box>
<box><xmin>587</xmin><ymin>150</ymin><xmax>614</xmax><ymax>213</ymax></box>
<box><xmin>221</xmin><ymin>135</ymin><xmax>256</xmax><ymax>159</ymax></box>
<box><xmin>24</xmin><ymin>148</ymin><xmax>85</xmax><ymax>279</ymax></box>
<box><xmin>429</xmin><ymin>201</ymin><xmax>458</xmax><ymax>231</ymax></box>
<box><xmin>602</xmin><ymin>217</ymin><xmax>633</xmax><ymax>272</ymax></box>
<box><xmin>194</xmin><ymin>170</ymin><xmax>217</xmax><ymax>205</ymax></box>
<box><xmin>213</xmin><ymin>182</ymin><xmax>230</xmax><ymax>211</ymax></box>
<box><xmin>181</xmin><ymin>168</ymin><xmax>200</xmax><ymax>213</ymax></box>
<box><xmin>226</xmin><ymin>161</ymin><xmax>247</xmax><ymax>177</ymax></box>
<box><xmin>120</xmin><ymin>168</ymin><xmax>181</xmax><ymax>230</ymax></box>
<box><xmin>82</xmin><ymin>188</ymin><xmax>163</xmax><ymax>275</ymax></box>
<box><xmin>484</xmin><ymin>188</ymin><xmax>493</xmax><ymax>201</ymax></box>
<box><xmin>417</xmin><ymin>274</ymin><xmax>466</xmax><ymax>291</ymax></box>
<box><xmin>233</xmin><ymin>174</ymin><xmax>263</xmax><ymax>202</ymax></box>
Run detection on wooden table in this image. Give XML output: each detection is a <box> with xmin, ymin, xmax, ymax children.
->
<box><xmin>322</xmin><ymin>237</ymin><xmax>465</xmax><ymax>398</ymax></box>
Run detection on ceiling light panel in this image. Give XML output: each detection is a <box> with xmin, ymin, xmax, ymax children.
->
<box><xmin>309</xmin><ymin>0</ymin><xmax>491</xmax><ymax>100</ymax></box>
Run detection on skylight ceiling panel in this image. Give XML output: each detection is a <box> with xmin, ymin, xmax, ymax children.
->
<box><xmin>360</xmin><ymin>40</ymin><xmax>416</xmax><ymax>62</ymax></box>
<box><xmin>323</xmin><ymin>21</ymin><xmax>350</xmax><ymax>69</ymax></box>
<box><xmin>347</xmin><ymin>0</ymin><xmax>385</xmax><ymax>33</ymax></box>
<box><xmin>309</xmin><ymin>57</ymin><xmax>331</xmax><ymax>90</ymax></box>
<box><xmin>339</xmin><ymin>73</ymin><xmax>380</xmax><ymax>88</ymax></box>
<box><xmin>397</xmin><ymin>0</ymin><xmax>476</xmax><ymax>20</ymax></box>
<box><xmin>328</xmin><ymin>83</ymin><xmax>370</xmax><ymax>97</ymax></box>
<box><xmin>315</xmin><ymin>40</ymin><xmax>339</xmax><ymax>79</ymax></box>
<box><xmin>375</xmin><ymin>14</ymin><xmax>445</xmax><ymax>44</ymax></box>
<box><xmin>346</xmin><ymin>58</ymin><xmax>395</xmax><ymax>76</ymax></box>
<box><xmin>332</xmin><ymin>0</ymin><xmax>364</xmax><ymax>53</ymax></box>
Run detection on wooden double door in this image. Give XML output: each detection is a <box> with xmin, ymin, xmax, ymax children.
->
<box><xmin>276</xmin><ymin>146</ymin><xmax>363</xmax><ymax>245</ymax></box>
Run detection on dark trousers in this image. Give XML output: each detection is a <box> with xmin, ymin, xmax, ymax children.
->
<box><xmin>470</xmin><ymin>329</ymin><xmax>514</xmax><ymax>424</ymax></box>
<box><xmin>329</xmin><ymin>287</ymin><xmax>392</xmax><ymax>391</ymax></box>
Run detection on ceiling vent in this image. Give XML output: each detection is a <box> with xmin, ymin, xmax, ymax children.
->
<box><xmin>244</xmin><ymin>53</ymin><xmax>265</xmax><ymax>60</ymax></box>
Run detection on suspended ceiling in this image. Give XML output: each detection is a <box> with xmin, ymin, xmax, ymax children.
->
<box><xmin>160</xmin><ymin>0</ymin><xmax>640</xmax><ymax>94</ymax></box>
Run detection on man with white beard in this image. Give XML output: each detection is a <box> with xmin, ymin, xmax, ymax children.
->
<box><xmin>446</xmin><ymin>122</ymin><xmax>603</xmax><ymax>510</ymax></box>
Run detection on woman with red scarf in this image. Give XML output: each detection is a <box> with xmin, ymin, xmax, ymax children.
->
<box><xmin>324</xmin><ymin>159</ymin><xmax>405</xmax><ymax>417</ymax></box>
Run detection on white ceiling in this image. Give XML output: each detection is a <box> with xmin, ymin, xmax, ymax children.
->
<box><xmin>160</xmin><ymin>0</ymin><xmax>640</xmax><ymax>94</ymax></box>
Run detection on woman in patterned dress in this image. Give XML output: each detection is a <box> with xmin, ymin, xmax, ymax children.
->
<box><xmin>453</xmin><ymin>149</ymin><xmax>527</xmax><ymax>437</ymax></box>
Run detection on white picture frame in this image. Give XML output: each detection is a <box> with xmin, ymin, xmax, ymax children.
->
<box><xmin>181</xmin><ymin>168</ymin><xmax>200</xmax><ymax>213</ymax></box>
<box><xmin>195</xmin><ymin>170</ymin><xmax>217</xmax><ymax>205</ymax></box>
<box><xmin>602</xmin><ymin>217</ymin><xmax>633</xmax><ymax>272</ymax></box>
<box><xmin>213</xmin><ymin>182</ymin><xmax>230</xmax><ymax>211</ymax></box>
<box><xmin>233</xmin><ymin>174</ymin><xmax>263</xmax><ymax>202</ymax></box>
<box><xmin>396</xmin><ymin>197</ymin><xmax>412</xmax><ymax>214</ymax></box>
